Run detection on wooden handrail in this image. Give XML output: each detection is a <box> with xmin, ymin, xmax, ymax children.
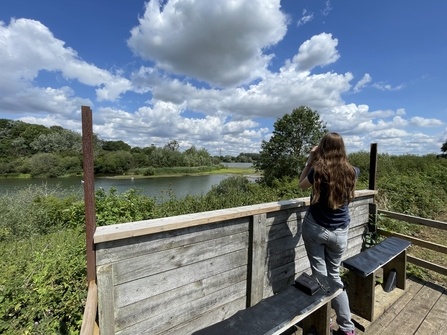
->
<box><xmin>80</xmin><ymin>281</ymin><xmax>98</xmax><ymax>335</ymax></box>
<box><xmin>377</xmin><ymin>228</ymin><xmax>447</xmax><ymax>254</ymax></box>
<box><xmin>376</xmin><ymin>209</ymin><xmax>447</xmax><ymax>276</ymax></box>
<box><xmin>94</xmin><ymin>190</ymin><xmax>377</xmax><ymax>244</ymax></box>
<box><xmin>378</xmin><ymin>210</ymin><xmax>447</xmax><ymax>231</ymax></box>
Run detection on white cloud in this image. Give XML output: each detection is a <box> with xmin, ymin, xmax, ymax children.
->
<box><xmin>410</xmin><ymin>116</ymin><xmax>444</xmax><ymax>127</ymax></box>
<box><xmin>0</xmin><ymin>18</ymin><xmax>131</xmax><ymax>110</ymax></box>
<box><xmin>293</xmin><ymin>33</ymin><xmax>340</xmax><ymax>71</ymax></box>
<box><xmin>322</xmin><ymin>1</ymin><xmax>332</xmax><ymax>16</ymax></box>
<box><xmin>297</xmin><ymin>9</ymin><xmax>314</xmax><ymax>27</ymax></box>
<box><xmin>127</xmin><ymin>0</ymin><xmax>288</xmax><ymax>87</ymax></box>
<box><xmin>1</xmin><ymin>4</ymin><xmax>445</xmax><ymax>157</ymax></box>
<box><xmin>353</xmin><ymin>73</ymin><xmax>372</xmax><ymax>92</ymax></box>
<box><xmin>372</xmin><ymin>82</ymin><xmax>404</xmax><ymax>91</ymax></box>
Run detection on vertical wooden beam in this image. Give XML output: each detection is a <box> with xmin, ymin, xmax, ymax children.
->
<box><xmin>248</xmin><ymin>213</ymin><xmax>267</xmax><ymax>307</ymax></box>
<box><xmin>347</xmin><ymin>272</ymin><xmax>375</xmax><ymax>321</ymax></box>
<box><xmin>82</xmin><ymin>106</ymin><xmax>96</xmax><ymax>284</ymax></box>
<box><xmin>302</xmin><ymin>302</ymin><xmax>331</xmax><ymax>335</ymax></box>
<box><xmin>97</xmin><ymin>264</ymin><xmax>115</xmax><ymax>334</ymax></box>
<box><xmin>383</xmin><ymin>250</ymin><xmax>407</xmax><ymax>290</ymax></box>
<box><xmin>369</xmin><ymin>143</ymin><xmax>378</xmax><ymax>190</ymax></box>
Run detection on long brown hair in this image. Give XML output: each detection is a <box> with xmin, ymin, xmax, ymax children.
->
<box><xmin>311</xmin><ymin>132</ymin><xmax>356</xmax><ymax>209</ymax></box>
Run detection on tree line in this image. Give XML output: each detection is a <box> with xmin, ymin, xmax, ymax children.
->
<box><xmin>0</xmin><ymin>119</ymin><xmax>258</xmax><ymax>178</ymax></box>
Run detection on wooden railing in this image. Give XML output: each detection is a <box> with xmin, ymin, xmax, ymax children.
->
<box><xmin>80</xmin><ymin>281</ymin><xmax>98</xmax><ymax>335</ymax></box>
<box><xmin>377</xmin><ymin>209</ymin><xmax>447</xmax><ymax>276</ymax></box>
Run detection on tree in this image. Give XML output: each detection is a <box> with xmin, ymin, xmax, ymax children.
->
<box><xmin>254</xmin><ymin>106</ymin><xmax>327</xmax><ymax>185</ymax></box>
<box><xmin>103</xmin><ymin>140</ymin><xmax>131</xmax><ymax>152</ymax></box>
<box><xmin>441</xmin><ymin>140</ymin><xmax>447</xmax><ymax>158</ymax></box>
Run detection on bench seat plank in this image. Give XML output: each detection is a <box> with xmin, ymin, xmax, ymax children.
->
<box><xmin>193</xmin><ymin>274</ymin><xmax>342</xmax><ymax>335</ymax></box>
<box><xmin>342</xmin><ymin>237</ymin><xmax>411</xmax><ymax>277</ymax></box>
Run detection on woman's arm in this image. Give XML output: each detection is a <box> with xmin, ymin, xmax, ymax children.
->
<box><xmin>299</xmin><ymin>146</ymin><xmax>318</xmax><ymax>190</ymax></box>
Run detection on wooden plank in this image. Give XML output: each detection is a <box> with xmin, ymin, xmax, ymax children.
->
<box><xmin>348</xmin><ymin>271</ymin><xmax>375</xmax><ymax>321</ymax></box>
<box><xmin>117</xmin><ymin>281</ymin><xmax>247</xmax><ymax>335</ymax></box>
<box><xmin>351</xmin><ymin>281</ymin><xmax>406</xmax><ymax>331</ymax></box>
<box><xmin>270</xmin><ymin>289</ymin><xmax>342</xmax><ymax>335</ymax></box>
<box><xmin>97</xmin><ymin>264</ymin><xmax>115</xmax><ymax>335</ymax></box>
<box><xmin>414</xmin><ymin>289</ymin><xmax>447</xmax><ymax>334</ymax></box>
<box><xmin>265</xmin><ymin>215</ymin><xmax>301</xmax><ymax>243</ymax></box>
<box><xmin>80</xmin><ymin>281</ymin><xmax>98</xmax><ymax>335</ymax></box>
<box><xmin>378</xmin><ymin>281</ymin><xmax>443</xmax><ymax>334</ymax></box>
<box><xmin>115</xmin><ymin>266</ymin><xmax>247</xmax><ymax>331</ymax></box>
<box><xmin>301</xmin><ymin>301</ymin><xmax>331</xmax><ymax>335</ymax></box>
<box><xmin>383</xmin><ymin>249</ymin><xmax>407</xmax><ymax>290</ymax></box>
<box><xmin>95</xmin><ymin>191</ymin><xmax>376</xmax><ymax>243</ymax></box>
<box><xmin>167</xmin><ymin>296</ymin><xmax>246</xmax><ymax>334</ymax></box>
<box><xmin>378</xmin><ymin>210</ymin><xmax>447</xmax><ymax>231</ymax></box>
<box><xmin>114</xmin><ymin>249</ymin><xmax>248</xmax><ymax>308</ymax></box>
<box><xmin>407</xmin><ymin>255</ymin><xmax>447</xmax><ymax>276</ymax></box>
<box><xmin>378</xmin><ymin>228</ymin><xmax>447</xmax><ymax>255</ymax></box>
<box><xmin>113</xmin><ymin>231</ymin><xmax>248</xmax><ymax>285</ymax></box>
<box><xmin>265</xmin><ymin>209</ymin><xmax>306</xmax><ymax>228</ymax></box>
<box><xmin>365</xmin><ymin>276</ymin><xmax>424</xmax><ymax>334</ymax></box>
<box><xmin>250</xmin><ymin>213</ymin><xmax>267</xmax><ymax>306</ymax></box>
<box><xmin>96</xmin><ymin>218</ymin><xmax>249</xmax><ymax>266</ymax></box>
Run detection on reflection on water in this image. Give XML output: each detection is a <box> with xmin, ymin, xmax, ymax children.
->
<box><xmin>0</xmin><ymin>174</ymin><xmax>235</xmax><ymax>199</ymax></box>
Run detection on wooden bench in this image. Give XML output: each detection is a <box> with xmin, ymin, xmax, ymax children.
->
<box><xmin>192</xmin><ymin>273</ymin><xmax>342</xmax><ymax>335</ymax></box>
<box><xmin>342</xmin><ymin>236</ymin><xmax>411</xmax><ymax>323</ymax></box>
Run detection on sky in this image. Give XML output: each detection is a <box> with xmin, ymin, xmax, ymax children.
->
<box><xmin>1</xmin><ymin>0</ymin><xmax>446</xmax><ymax>157</ymax></box>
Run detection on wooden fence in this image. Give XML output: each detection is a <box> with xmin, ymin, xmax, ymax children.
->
<box><xmin>91</xmin><ymin>190</ymin><xmax>376</xmax><ymax>334</ymax></box>
<box><xmin>377</xmin><ymin>210</ymin><xmax>447</xmax><ymax>276</ymax></box>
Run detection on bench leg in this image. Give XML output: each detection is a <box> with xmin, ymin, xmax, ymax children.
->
<box><xmin>347</xmin><ymin>271</ymin><xmax>375</xmax><ymax>322</ymax></box>
<box><xmin>302</xmin><ymin>302</ymin><xmax>331</xmax><ymax>335</ymax></box>
<box><xmin>383</xmin><ymin>250</ymin><xmax>407</xmax><ymax>290</ymax></box>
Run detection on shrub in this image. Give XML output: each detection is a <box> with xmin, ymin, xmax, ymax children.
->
<box><xmin>0</xmin><ymin>229</ymin><xmax>86</xmax><ymax>334</ymax></box>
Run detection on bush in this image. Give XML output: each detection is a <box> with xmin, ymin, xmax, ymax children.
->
<box><xmin>0</xmin><ymin>229</ymin><xmax>87</xmax><ymax>334</ymax></box>
<box><xmin>0</xmin><ymin>184</ymin><xmax>82</xmax><ymax>241</ymax></box>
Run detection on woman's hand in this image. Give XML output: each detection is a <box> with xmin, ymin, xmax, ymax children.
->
<box><xmin>307</xmin><ymin>146</ymin><xmax>318</xmax><ymax>164</ymax></box>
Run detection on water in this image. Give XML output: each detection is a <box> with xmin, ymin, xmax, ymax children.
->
<box><xmin>0</xmin><ymin>174</ymin><xmax>237</xmax><ymax>199</ymax></box>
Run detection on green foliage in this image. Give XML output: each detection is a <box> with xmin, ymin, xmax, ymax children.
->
<box><xmin>0</xmin><ymin>119</ymin><xmax>219</xmax><ymax>177</ymax></box>
<box><xmin>2</xmin><ymin>152</ymin><xmax>447</xmax><ymax>333</ymax></box>
<box><xmin>102</xmin><ymin>140</ymin><xmax>131</xmax><ymax>152</ymax></box>
<box><xmin>0</xmin><ymin>184</ymin><xmax>82</xmax><ymax>241</ymax></box>
<box><xmin>254</xmin><ymin>106</ymin><xmax>327</xmax><ymax>185</ymax></box>
<box><xmin>93</xmin><ymin>188</ymin><xmax>155</xmax><ymax>226</ymax></box>
<box><xmin>0</xmin><ymin>229</ymin><xmax>86</xmax><ymax>334</ymax></box>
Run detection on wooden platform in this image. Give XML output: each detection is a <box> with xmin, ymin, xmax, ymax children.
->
<box><xmin>284</xmin><ymin>276</ymin><xmax>447</xmax><ymax>335</ymax></box>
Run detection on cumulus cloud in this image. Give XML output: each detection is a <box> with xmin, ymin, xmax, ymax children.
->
<box><xmin>1</xmin><ymin>2</ymin><xmax>445</xmax><ymax>156</ymax></box>
<box><xmin>0</xmin><ymin>18</ymin><xmax>131</xmax><ymax>113</ymax></box>
<box><xmin>292</xmin><ymin>33</ymin><xmax>340</xmax><ymax>71</ymax></box>
<box><xmin>410</xmin><ymin>116</ymin><xmax>444</xmax><ymax>127</ymax></box>
<box><xmin>127</xmin><ymin>0</ymin><xmax>288</xmax><ymax>87</ymax></box>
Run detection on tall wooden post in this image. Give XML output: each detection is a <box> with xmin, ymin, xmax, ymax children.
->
<box><xmin>369</xmin><ymin>143</ymin><xmax>378</xmax><ymax>190</ymax></box>
<box><xmin>82</xmin><ymin>106</ymin><xmax>96</xmax><ymax>284</ymax></box>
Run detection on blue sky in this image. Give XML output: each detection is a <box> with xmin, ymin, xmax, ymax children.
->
<box><xmin>1</xmin><ymin>0</ymin><xmax>446</xmax><ymax>156</ymax></box>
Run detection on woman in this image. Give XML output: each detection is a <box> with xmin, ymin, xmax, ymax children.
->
<box><xmin>299</xmin><ymin>132</ymin><xmax>359</xmax><ymax>335</ymax></box>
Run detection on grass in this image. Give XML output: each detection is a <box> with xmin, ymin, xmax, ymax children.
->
<box><xmin>105</xmin><ymin>166</ymin><xmax>259</xmax><ymax>179</ymax></box>
<box><xmin>408</xmin><ymin>224</ymin><xmax>447</xmax><ymax>287</ymax></box>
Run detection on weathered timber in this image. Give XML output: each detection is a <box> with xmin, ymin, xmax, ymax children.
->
<box><xmin>407</xmin><ymin>255</ymin><xmax>447</xmax><ymax>276</ymax></box>
<box><xmin>95</xmin><ymin>191</ymin><xmax>377</xmax><ymax>334</ymax></box>
<box><xmin>378</xmin><ymin>210</ymin><xmax>447</xmax><ymax>231</ymax></box>
<box><xmin>378</xmin><ymin>228</ymin><xmax>447</xmax><ymax>255</ymax></box>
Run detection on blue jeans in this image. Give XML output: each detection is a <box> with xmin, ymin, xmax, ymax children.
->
<box><xmin>302</xmin><ymin>211</ymin><xmax>355</xmax><ymax>332</ymax></box>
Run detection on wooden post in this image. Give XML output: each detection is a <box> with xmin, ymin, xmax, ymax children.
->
<box><xmin>82</xmin><ymin>106</ymin><xmax>96</xmax><ymax>284</ymax></box>
<box><xmin>247</xmin><ymin>213</ymin><xmax>266</xmax><ymax>307</ymax></box>
<box><xmin>369</xmin><ymin>143</ymin><xmax>378</xmax><ymax>190</ymax></box>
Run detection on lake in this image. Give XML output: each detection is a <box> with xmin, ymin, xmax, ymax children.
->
<box><xmin>0</xmin><ymin>163</ymin><xmax>255</xmax><ymax>199</ymax></box>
